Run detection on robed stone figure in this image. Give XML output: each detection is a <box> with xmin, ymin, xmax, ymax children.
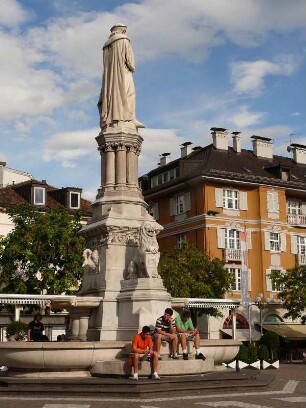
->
<box><xmin>98</xmin><ymin>24</ymin><xmax>144</xmax><ymax>131</ymax></box>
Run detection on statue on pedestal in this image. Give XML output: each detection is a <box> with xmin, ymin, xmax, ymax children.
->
<box><xmin>97</xmin><ymin>23</ymin><xmax>144</xmax><ymax>131</ymax></box>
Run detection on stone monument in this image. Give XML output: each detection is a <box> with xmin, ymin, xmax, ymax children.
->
<box><xmin>80</xmin><ymin>24</ymin><xmax>171</xmax><ymax>341</ymax></box>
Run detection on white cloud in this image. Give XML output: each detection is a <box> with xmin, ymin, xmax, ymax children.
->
<box><xmin>230</xmin><ymin>106</ymin><xmax>266</xmax><ymax>128</ymax></box>
<box><xmin>0</xmin><ymin>0</ymin><xmax>32</xmax><ymax>29</ymax></box>
<box><xmin>139</xmin><ymin>128</ymin><xmax>185</xmax><ymax>174</ymax></box>
<box><xmin>42</xmin><ymin>128</ymin><xmax>99</xmax><ymax>168</ymax></box>
<box><xmin>230</xmin><ymin>56</ymin><xmax>296</xmax><ymax>94</ymax></box>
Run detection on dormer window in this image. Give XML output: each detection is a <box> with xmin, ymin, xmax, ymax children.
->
<box><xmin>34</xmin><ymin>187</ymin><xmax>45</xmax><ymax>205</ymax></box>
<box><xmin>70</xmin><ymin>191</ymin><xmax>80</xmax><ymax>209</ymax></box>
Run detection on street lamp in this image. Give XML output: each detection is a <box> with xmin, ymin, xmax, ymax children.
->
<box><xmin>248</xmin><ymin>294</ymin><xmax>271</xmax><ymax>343</ymax></box>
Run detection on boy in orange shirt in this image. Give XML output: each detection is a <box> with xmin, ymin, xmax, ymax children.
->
<box><xmin>130</xmin><ymin>326</ymin><xmax>160</xmax><ymax>380</ymax></box>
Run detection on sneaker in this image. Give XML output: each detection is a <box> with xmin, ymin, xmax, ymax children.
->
<box><xmin>171</xmin><ymin>353</ymin><xmax>179</xmax><ymax>359</ymax></box>
<box><xmin>152</xmin><ymin>373</ymin><xmax>160</xmax><ymax>380</ymax></box>
<box><xmin>129</xmin><ymin>373</ymin><xmax>138</xmax><ymax>380</ymax></box>
<box><xmin>195</xmin><ymin>352</ymin><xmax>206</xmax><ymax>361</ymax></box>
<box><xmin>183</xmin><ymin>352</ymin><xmax>189</xmax><ymax>360</ymax></box>
<box><xmin>158</xmin><ymin>354</ymin><xmax>162</xmax><ymax>360</ymax></box>
<box><xmin>0</xmin><ymin>366</ymin><xmax>8</xmax><ymax>371</ymax></box>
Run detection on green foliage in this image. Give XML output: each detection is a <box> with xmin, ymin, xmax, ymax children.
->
<box><xmin>158</xmin><ymin>244</ymin><xmax>233</xmax><ymax>316</ymax></box>
<box><xmin>272</xmin><ymin>266</ymin><xmax>306</xmax><ymax>323</ymax></box>
<box><xmin>0</xmin><ymin>204</ymin><xmax>86</xmax><ymax>295</ymax></box>
<box><xmin>247</xmin><ymin>343</ymin><xmax>258</xmax><ymax>364</ymax></box>
<box><xmin>258</xmin><ymin>344</ymin><xmax>270</xmax><ymax>361</ymax></box>
<box><xmin>236</xmin><ymin>344</ymin><xmax>249</xmax><ymax>362</ymax></box>
<box><xmin>5</xmin><ymin>321</ymin><xmax>28</xmax><ymax>341</ymax></box>
<box><xmin>261</xmin><ymin>331</ymin><xmax>280</xmax><ymax>361</ymax></box>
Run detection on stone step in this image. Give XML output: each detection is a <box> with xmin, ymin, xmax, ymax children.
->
<box><xmin>0</xmin><ymin>370</ymin><xmax>275</xmax><ymax>396</ymax></box>
<box><xmin>91</xmin><ymin>357</ymin><xmax>214</xmax><ymax>377</ymax></box>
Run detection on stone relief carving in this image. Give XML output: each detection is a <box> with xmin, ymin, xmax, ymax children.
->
<box><xmin>79</xmin><ymin>248</ymin><xmax>100</xmax><ymax>293</ymax></box>
<box><xmin>139</xmin><ymin>221</ymin><xmax>159</xmax><ymax>254</ymax></box>
<box><xmin>137</xmin><ymin>221</ymin><xmax>160</xmax><ymax>279</ymax></box>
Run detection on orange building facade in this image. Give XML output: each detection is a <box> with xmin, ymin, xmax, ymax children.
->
<box><xmin>140</xmin><ymin>128</ymin><xmax>306</xmax><ymax>340</ymax></box>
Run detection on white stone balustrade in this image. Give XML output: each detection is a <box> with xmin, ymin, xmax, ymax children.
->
<box><xmin>287</xmin><ymin>214</ymin><xmax>306</xmax><ymax>226</ymax></box>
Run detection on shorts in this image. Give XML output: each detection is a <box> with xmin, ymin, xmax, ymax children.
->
<box><xmin>152</xmin><ymin>333</ymin><xmax>172</xmax><ymax>342</ymax></box>
<box><xmin>177</xmin><ymin>333</ymin><xmax>195</xmax><ymax>341</ymax></box>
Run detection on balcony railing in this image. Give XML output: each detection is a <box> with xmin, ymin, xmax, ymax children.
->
<box><xmin>287</xmin><ymin>214</ymin><xmax>306</xmax><ymax>227</ymax></box>
<box><xmin>223</xmin><ymin>248</ymin><xmax>242</xmax><ymax>262</ymax></box>
<box><xmin>296</xmin><ymin>253</ymin><xmax>306</xmax><ymax>266</ymax></box>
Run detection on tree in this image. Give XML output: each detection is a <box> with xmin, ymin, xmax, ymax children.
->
<box><xmin>158</xmin><ymin>243</ymin><xmax>233</xmax><ymax>316</ymax></box>
<box><xmin>0</xmin><ymin>204</ymin><xmax>86</xmax><ymax>295</ymax></box>
<box><xmin>272</xmin><ymin>266</ymin><xmax>306</xmax><ymax>323</ymax></box>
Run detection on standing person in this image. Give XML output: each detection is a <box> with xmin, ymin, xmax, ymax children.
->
<box><xmin>27</xmin><ymin>312</ymin><xmax>49</xmax><ymax>342</ymax></box>
<box><xmin>98</xmin><ymin>23</ymin><xmax>144</xmax><ymax>130</ymax></box>
<box><xmin>130</xmin><ymin>326</ymin><xmax>160</xmax><ymax>380</ymax></box>
<box><xmin>174</xmin><ymin>309</ymin><xmax>206</xmax><ymax>360</ymax></box>
<box><xmin>154</xmin><ymin>308</ymin><xmax>178</xmax><ymax>360</ymax></box>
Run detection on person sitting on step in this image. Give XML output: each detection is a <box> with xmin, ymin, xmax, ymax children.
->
<box><xmin>174</xmin><ymin>309</ymin><xmax>206</xmax><ymax>361</ymax></box>
<box><xmin>153</xmin><ymin>307</ymin><xmax>178</xmax><ymax>360</ymax></box>
<box><xmin>129</xmin><ymin>325</ymin><xmax>160</xmax><ymax>380</ymax></box>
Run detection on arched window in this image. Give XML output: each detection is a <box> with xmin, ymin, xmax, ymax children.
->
<box><xmin>264</xmin><ymin>314</ymin><xmax>283</xmax><ymax>324</ymax></box>
<box><xmin>223</xmin><ymin>313</ymin><xmax>249</xmax><ymax>329</ymax></box>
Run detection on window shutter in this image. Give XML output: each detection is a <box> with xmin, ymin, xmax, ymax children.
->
<box><xmin>291</xmin><ymin>235</ymin><xmax>298</xmax><ymax>254</ymax></box>
<box><xmin>169</xmin><ymin>197</ymin><xmax>176</xmax><ymax>216</ymax></box>
<box><xmin>264</xmin><ymin>232</ymin><xmax>270</xmax><ymax>250</ymax></box>
<box><xmin>184</xmin><ymin>192</ymin><xmax>191</xmax><ymax>212</ymax></box>
<box><xmin>239</xmin><ymin>191</ymin><xmax>248</xmax><ymax>210</ymax></box>
<box><xmin>302</xmin><ymin>202</ymin><xmax>306</xmax><ymax>215</ymax></box>
<box><xmin>153</xmin><ymin>203</ymin><xmax>159</xmax><ymax>221</ymax></box>
<box><xmin>217</xmin><ymin>228</ymin><xmax>226</xmax><ymax>248</ymax></box>
<box><xmin>215</xmin><ymin>188</ymin><xmax>223</xmax><ymax>208</ymax></box>
<box><xmin>247</xmin><ymin>230</ymin><xmax>252</xmax><ymax>249</ymax></box>
<box><xmin>248</xmin><ymin>269</ymin><xmax>252</xmax><ymax>290</ymax></box>
<box><xmin>267</xmin><ymin>191</ymin><xmax>279</xmax><ymax>213</ymax></box>
<box><xmin>281</xmin><ymin>232</ymin><xmax>286</xmax><ymax>252</ymax></box>
<box><xmin>266</xmin><ymin>269</ymin><xmax>272</xmax><ymax>291</ymax></box>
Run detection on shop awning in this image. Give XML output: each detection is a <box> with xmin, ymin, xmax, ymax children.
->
<box><xmin>221</xmin><ymin>328</ymin><xmax>261</xmax><ymax>341</ymax></box>
<box><xmin>262</xmin><ymin>324</ymin><xmax>306</xmax><ymax>340</ymax></box>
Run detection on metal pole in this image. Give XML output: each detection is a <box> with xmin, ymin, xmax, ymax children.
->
<box><xmin>248</xmin><ymin>303</ymin><xmax>252</xmax><ymax>343</ymax></box>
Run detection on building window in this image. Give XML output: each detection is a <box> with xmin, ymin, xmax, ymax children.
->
<box><xmin>70</xmin><ymin>192</ymin><xmax>80</xmax><ymax>209</ymax></box>
<box><xmin>297</xmin><ymin>236</ymin><xmax>306</xmax><ymax>254</ymax></box>
<box><xmin>150</xmin><ymin>167</ymin><xmax>179</xmax><ymax>188</ymax></box>
<box><xmin>228</xmin><ymin>267</ymin><xmax>241</xmax><ymax>291</ymax></box>
<box><xmin>270</xmin><ymin>269</ymin><xmax>283</xmax><ymax>292</ymax></box>
<box><xmin>149</xmin><ymin>203</ymin><xmax>159</xmax><ymax>221</ymax></box>
<box><xmin>177</xmin><ymin>234</ymin><xmax>186</xmax><ymax>248</ymax></box>
<box><xmin>225</xmin><ymin>229</ymin><xmax>240</xmax><ymax>249</ymax></box>
<box><xmin>287</xmin><ymin>200</ymin><xmax>302</xmax><ymax>215</ymax></box>
<box><xmin>270</xmin><ymin>232</ymin><xmax>280</xmax><ymax>252</ymax></box>
<box><xmin>34</xmin><ymin>187</ymin><xmax>45</xmax><ymax>205</ymax></box>
<box><xmin>169</xmin><ymin>192</ymin><xmax>191</xmax><ymax>216</ymax></box>
<box><xmin>223</xmin><ymin>189</ymin><xmax>239</xmax><ymax>210</ymax></box>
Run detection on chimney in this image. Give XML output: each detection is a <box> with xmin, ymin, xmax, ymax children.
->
<box><xmin>232</xmin><ymin>131</ymin><xmax>241</xmax><ymax>153</ymax></box>
<box><xmin>180</xmin><ymin>142</ymin><xmax>193</xmax><ymax>158</ymax></box>
<box><xmin>211</xmin><ymin>127</ymin><xmax>228</xmax><ymax>150</ymax></box>
<box><xmin>160</xmin><ymin>152</ymin><xmax>171</xmax><ymax>166</ymax></box>
<box><xmin>288</xmin><ymin>143</ymin><xmax>306</xmax><ymax>165</ymax></box>
<box><xmin>0</xmin><ymin>161</ymin><xmax>6</xmax><ymax>188</ymax></box>
<box><xmin>251</xmin><ymin>135</ymin><xmax>273</xmax><ymax>159</ymax></box>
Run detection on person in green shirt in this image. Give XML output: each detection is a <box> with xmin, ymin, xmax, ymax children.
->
<box><xmin>174</xmin><ymin>309</ymin><xmax>206</xmax><ymax>361</ymax></box>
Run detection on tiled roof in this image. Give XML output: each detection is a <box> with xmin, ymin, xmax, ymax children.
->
<box><xmin>0</xmin><ymin>179</ymin><xmax>93</xmax><ymax>217</ymax></box>
<box><xmin>142</xmin><ymin>145</ymin><xmax>306</xmax><ymax>192</ymax></box>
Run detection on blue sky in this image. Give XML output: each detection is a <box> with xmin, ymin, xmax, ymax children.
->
<box><xmin>0</xmin><ymin>0</ymin><xmax>305</xmax><ymax>201</ymax></box>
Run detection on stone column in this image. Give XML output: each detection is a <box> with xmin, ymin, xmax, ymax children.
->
<box><xmin>115</xmin><ymin>144</ymin><xmax>126</xmax><ymax>185</ymax></box>
<box><xmin>105</xmin><ymin>147</ymin><xmax>115</xmax><ymax>186</ymax></box>
<box><xmin>100</xmin><ymin>149</ymin><xmax>106</xmax><ymax>187</ymax></box>
<box><xmin>79</xmin><ymin>316</ymin><xmax>90</xmax><ymax>341</ymax></box>
<box><xmin>69</xmin><ymin>316</ymin><xmax>80</xmax><ymax>340</ymax></box>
